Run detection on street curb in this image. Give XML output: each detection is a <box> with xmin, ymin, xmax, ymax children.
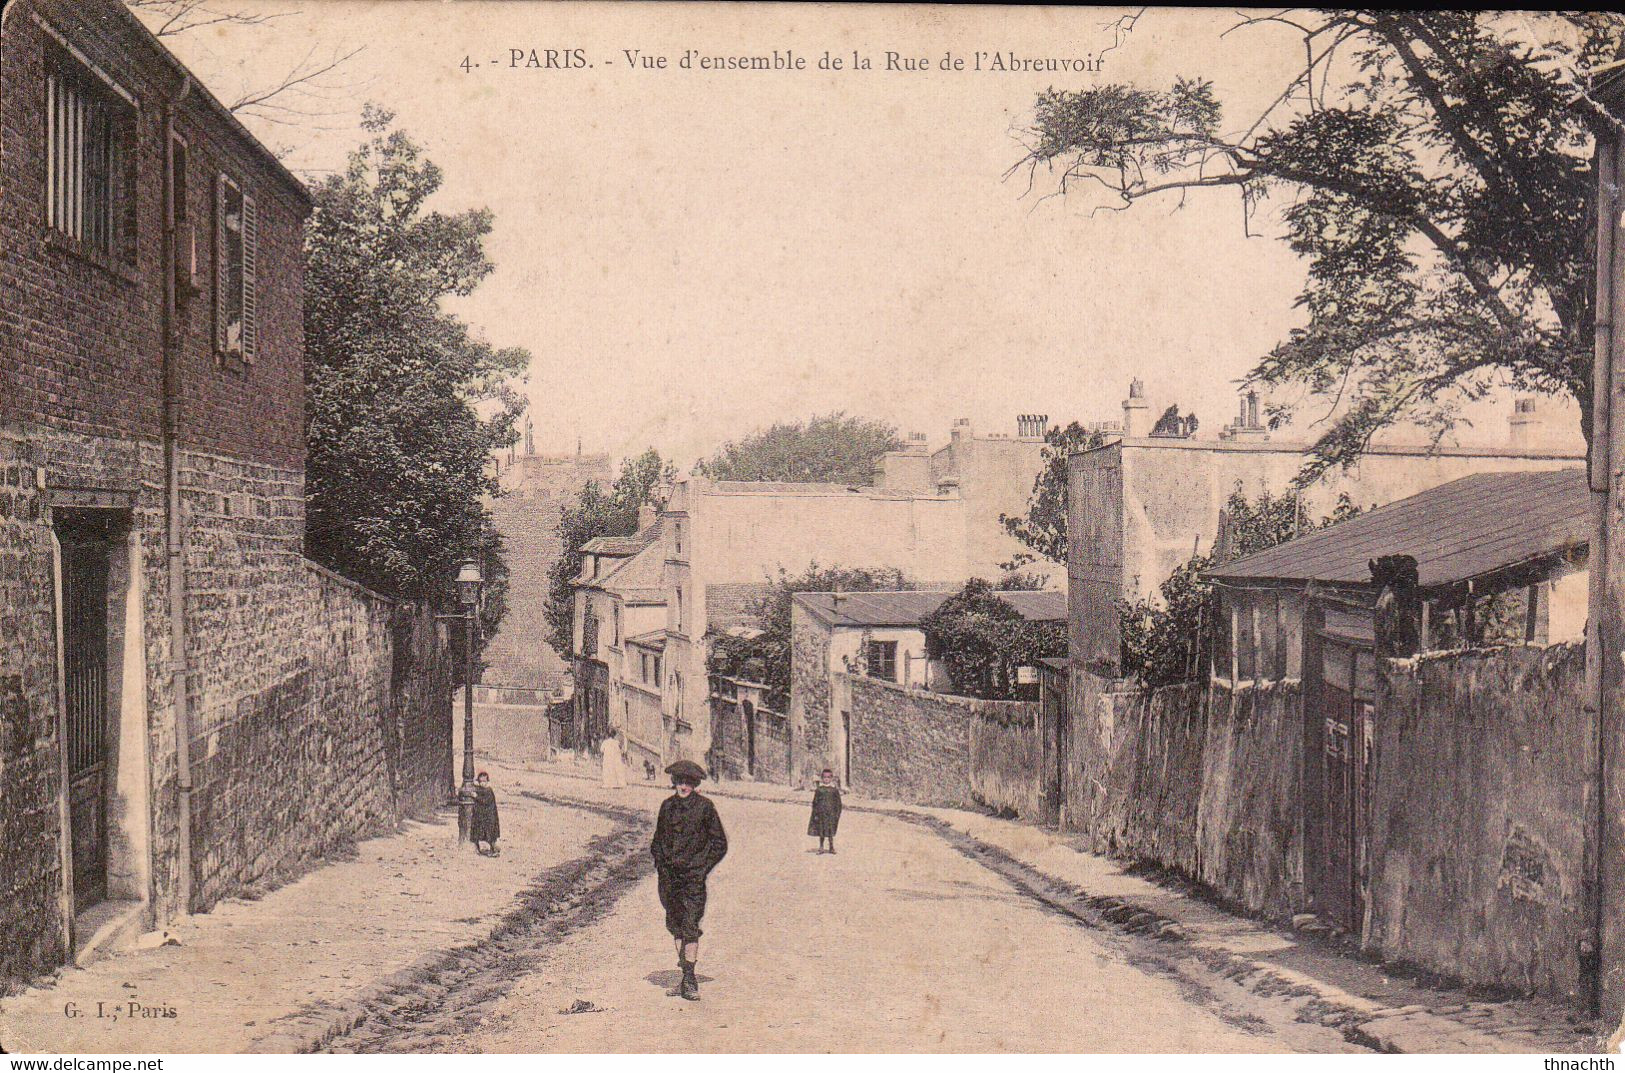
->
<box><xmin>245</xmin><ymin>795</ymin><xmax>651</xmax><ymax>1054</ymax></box>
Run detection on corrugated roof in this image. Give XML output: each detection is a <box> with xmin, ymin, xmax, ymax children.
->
<box><xmin>576</xmin><ymin>519</ymin><xmax>663</xmax><ymax>587</ymax></box>
<box><xmin>794</xmin><ymin>588</ymin><xmax>1066</xmax><ymax>628</ymax></box>
<box><xmin>1207</xmin><ymin>469</ymin><xmax>1589</xmax><ymax>589</ymax></box>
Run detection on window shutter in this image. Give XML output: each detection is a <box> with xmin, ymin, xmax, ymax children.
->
<box><xmin>215</xmin><ymin>172</ymin><xmax>229</xmax><ymax>356</ymax></box>
<box><xmin>240</xmin><ymin>193</ymin><xmax>258</xmax><ymax>362</ymax></box>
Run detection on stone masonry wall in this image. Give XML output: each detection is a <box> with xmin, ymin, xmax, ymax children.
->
<box><xmin>843</xmin><ymin>674</ymin><xmax>1035</xmax><ymax>808</ymax></box>
<box><xmin>789</xmin><ymin>603</ymin><xmax>832</xmax><ymax>788</ymax></box>
<box><xmin>968</xmin><ymin>706</ymin><xmax>1042</xmax><ymax>819</ymax></box>
<box><xmin>0</xmin><ymin>432</ymin><xmax>70</xmax><ymax>983</ymax></box>
<box><xmin>1367</xmin><ymin>643</ymin><xmax>1587</xmax><ymax>1003</ymax></box>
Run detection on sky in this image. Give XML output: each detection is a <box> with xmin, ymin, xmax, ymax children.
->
<box><xmin>145</xmin><ymin>3</ymin><xmax>1582</xmax><ymax>469</ymax></box>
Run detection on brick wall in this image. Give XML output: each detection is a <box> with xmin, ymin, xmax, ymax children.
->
<box><xmin>0</xmin><ymin>0</ymin><xmax>310</xmax><ymax>471</ymax></box>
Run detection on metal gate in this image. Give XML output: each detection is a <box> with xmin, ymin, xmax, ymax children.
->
<box><xmin>60</xmin><ymin>522</ymin><xmax>111</xmax><ymax>911</ymax></box>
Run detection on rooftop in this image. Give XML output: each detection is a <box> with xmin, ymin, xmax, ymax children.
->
<box><xmin>794</xmin><ymin>588</ymin><xmax>1067</xmax><ymax>628</ymax></box>
<box><xmin>1206</xmin><ymin>468</ymin><xmax>1590</xmax><ymax>590</ymax></box>
<box><xmin>624</xmin><ymin>630</ymin><xmax>666</xmax><ymax>651</ymax></box>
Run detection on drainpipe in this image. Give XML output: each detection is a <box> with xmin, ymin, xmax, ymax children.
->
<box><xmin>1584</xmin><ymin>132</ymin><xmax>1618</xmax><ymax>1017</ymax></box>
<box><xmin>162</xmin><ymin>73</ymin><xmax>195</xmax><ymax>916</ymax></box>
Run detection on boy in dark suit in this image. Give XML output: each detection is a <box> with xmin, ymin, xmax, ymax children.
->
<box><xmin>651</xmin><ymin>760</ymin><xmax>728</xmax><ymax>1001</ymax></box>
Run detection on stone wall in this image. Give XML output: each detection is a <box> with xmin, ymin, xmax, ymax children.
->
<box><xmin>843</xmin><ymin>674</ymin><xmax>1035</xmax><ymax>808</ymax></box>
<box><xmin>790</xmin><ymin>602</ymin><xmax>833</xmax><ymax>787</ymax></box>
<box><xmin>1195</xmin><ymin>679</ymin><xmax>1304</xmax><ymax>918</ymax></box>
<box><xmin>968</xmin><ymin>706</ymin><xmax>1042</xmax><ymax>818</ymax></box>
<box><xmin>0</xmin><ymin>432</ymin><xmax>69</xmax><ymax>983</ymax></box>
<box><xmin>1064</xmin><ymin>668</ymin><xmax>1304</xmax><ymax>917</ymax></box>
<box><xmin>0</xmin><ymin>431</ymin><xmax>453</xmax><ymax>985</ymax></box>
<box><xmin>1367</xmin><ymin>643</ymin><xmax>1587</xmax><ymax>1003</ymax></box>
<box><xmin>708</xmin><ymin>681</ymin><xmax>792</xmax><ymax>785</ymax></box>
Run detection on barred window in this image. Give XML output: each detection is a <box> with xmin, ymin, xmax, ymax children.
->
<box><xmin>46</xmin><ymin>62</ymin><xmax>128</xmax><ymax>258</ymax></box>
<box><xmin>215</xmin><ymin>173</ymin><xmax>259</xmax><ymax>361</ymax></box>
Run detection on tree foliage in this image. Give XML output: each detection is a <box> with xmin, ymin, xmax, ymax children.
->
<box><xmin>921</xmin><ymin>578</ymin><xmax>1067</xmax><ymax>700</ymax></box>
<box><xmin>1118</xmin><ymin>485</ymin><xmax>1366</xmax><ymax>686</ymax></box>
<box><xmin>542</xmin><ymin>449</ymin><xmax>676</xmax><ymax>656</ymax></box>
<box><xmin>1016</xmin><ymin>12</ymin><xmax>1625</xmax><ymax>474</ymax></box>
<box><xmin>303</xmin><ymin>107</ymin><xmax>527</xmax><ymax>668</ymax></box>
<box><xmin>707</xmin><ymin>565</ymin><xmax>915</xmax><ymax>710</ymax></box>
<box><xmin>694</xmin><ymin>412</ymin><xmax>902</xmax><ymax>485</ymax></box>
<box><xmin>1001</xmin><ymin>421</ymin><xmax>1109</xmax><ymax>566</ymax></box>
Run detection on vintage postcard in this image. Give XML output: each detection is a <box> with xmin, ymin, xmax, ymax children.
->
<box><xmin>3</xmin><ymin>0</ymin><xmax>1625</xmax><ymax>1058</ymax></box>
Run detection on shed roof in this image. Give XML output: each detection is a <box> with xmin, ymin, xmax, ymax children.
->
<box><xmin>793</xmin><ymin>588</ymin><xmax>1066</xmax><ymax>628</ymax></box>
<box><xmin>1206</xmin><ymin>468</ymin><xmax>1589</xmax><ymax>589</ymax></box>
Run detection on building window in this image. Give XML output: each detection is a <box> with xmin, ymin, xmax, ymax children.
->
<box><xmin>654</xmin><ymin>655</ymin><xmax>663</xmax><ymax>683</ymax></box>
<box><xmin>640</xmin><ymin>652</ymin><xmax>650</xmax><ymax>683</ymax></box>
<box><xmin>675</xmin><ymin>521</ymin><xmax>683</xmax><ymax>556</ymax></box>
<box><xmin>46</xmin><ymin>58</ymin><xmax>131</xmax><ymax>260</ymax></box>
<box><xmin>215</xmin><ymin>173</ymin><xmax>259</xmax><ymax>361</ymax></box>
<box><xmin>867</xmin><ymin>641</ymin><xmax>898</xmax><ymax>682</ymax></box>
<box><xmin>675</xmin><ymin>588</ymin><xmax>684</xmax><ymax>632</ymax></box>
<box><xmin>613</xmin><ymin>605</ymin><xmax>622</xmax><ymax>646</ymax></box>
<box><xmin>583</xmin><ymin>613</ymin><xmax>599</xmax><ymax>658</ymax></box>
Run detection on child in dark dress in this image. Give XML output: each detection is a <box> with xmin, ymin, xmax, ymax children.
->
<box><xmin>808</xmin><ymin>768</ymin><xmax>843</xmax><ymax>854</ymax></box>
<box><xmin>470</xmin><ymin>771</ymin><xmax>501</xmax><ymax>856</ymax></box>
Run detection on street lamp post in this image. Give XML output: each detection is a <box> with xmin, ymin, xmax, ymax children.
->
<box><xmin>455</xmin><ymin>559</ymin><xmax>482</xmax><ymax>846</ymax></box>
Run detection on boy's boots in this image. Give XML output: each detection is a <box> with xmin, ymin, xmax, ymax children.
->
<box><xmin>679</xmin><ymin>958</ymin><xmax>700</xmax><ymax>1001</ymax></box>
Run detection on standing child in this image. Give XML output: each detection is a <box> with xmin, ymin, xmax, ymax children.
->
<box><xmin>651</xmin><ymin>759</ymin><xmax>728</xmax><ymax>1001</ymax></box>
<box><xmin>808</xmin><ymin>768</ymin><xmax>843</xmax><ymax>854</ymax></box>
<box><xmin>470</xmin><ymin>771</ymin><xmax>501</xmax><ymax>856</ymax></box>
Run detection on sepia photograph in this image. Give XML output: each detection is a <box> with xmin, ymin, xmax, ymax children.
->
<box><xmin>2</xmin><ymin>0</ymin><xmax>1625</xmax><ymax>1058</ymax></box>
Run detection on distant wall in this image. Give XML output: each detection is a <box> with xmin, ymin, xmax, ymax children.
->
<box><xmin>1367</xmin><ymin>643</ymin><xmax>1586</xmax><ymax>1003</ymax></box>
<box><xmin>843</xmin><ymin>674</ymin><xmax>1035</xmax><ymax>808</ymax></box>
<box><xmin>968</xmin><ymin>706</ymin><xmax>1042</xmax><ymax>818</ymax></box>
<box><xmin>708</xmin><ymin>682</ymin><xmax>791</xmax><ymax>785</ymax></box>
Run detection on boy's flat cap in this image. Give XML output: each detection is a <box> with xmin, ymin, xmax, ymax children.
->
<box><xmin>664</xmin><ymin>759</ymin><xmax>707</xmax><ymax>783</ymax></box>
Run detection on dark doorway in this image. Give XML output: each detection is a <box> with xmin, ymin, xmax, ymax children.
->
<box><xmin>1314</xmin><ymin>637</ymin><xmax>1376</xmax><ymax>933</ymax></box>
<box><xmin>58</xmin><ymin>513</ymin><xmax>116</xmax><ymax>912</ymax></box>
<box><xmin>742</xmin><ymin>700</ymin><xmax>756</xmax><ymax>777</ymax></box>
<box><xmin>841</xmin><ymin>709</ymin><xmax>851</xmax><ymax>788</ymax></box>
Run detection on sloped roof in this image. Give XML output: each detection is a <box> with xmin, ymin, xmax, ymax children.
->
<box><xmin>625</xmin><ymin>630</ymin><xmax>666</xmax><ymax>651</ymax></box>
<box><xmin>576</xmin><ymin>519</ymin><xmax>663</xmax><ymax>589</ymax></box>
<box><xmin>794</xmin><ymin>588</ymin><xmax>1067</xmax><ymax>628</ymax></box>
<box><xmin>598</xmin><ymin>536</ymin><xmax>667</xmax><ymax>603</ymax></box>
<box><xmin>1206</xmin><ymin>469</ymin><xmax>1590</xmax><ymax>589</ymax></box>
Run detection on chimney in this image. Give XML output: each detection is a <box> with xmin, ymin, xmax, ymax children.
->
<box><xmin>1016</xmin><ymin>414</ymin><xmax>1050</xmax><ymax>439</ymax></box>
<box><xmin>906</xmin><ymin>432</ymin><xmax>929</xmax><ymax>454</ymax></box>
<box><xmin>638</xmin><ymin>502</ymin><xmax>657</xmax><ymax>532</ymax></box>
<box><xmin>951</xmin><ymin>417</ymin><xmax>973</xmax><ymax>444</ymax></box>
<box><xmin>1122</xmin><ymin>379</ymin><xmax>1150</xmax><ymax>438</ymax></box>
<box><xmin>1509</xmin><ymin>397</ymin><xmax>1539</xmax><ymax>448</ymax></box>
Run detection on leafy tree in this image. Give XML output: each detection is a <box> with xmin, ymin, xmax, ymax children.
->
<box><xmin>694</xmin><ymin>413</ymin><xmax>902</xmax><ymax>485</ymax></box>
<box><xmin>542</xmin><ymin>449</ymin><xmax>676</xmax><ymax>656</ymax></box>
<box><xmin>921</xmin><ymin>578</ymin><xmax>1067</xmax><ymax>699</ymax></box>
<box><xmin>1001</xmin><ymin>421</ymin><xmax>1109</xmax><ymax>566</ymax></box>
<box><xmin>1118</xmin><ymin>487</ymin><xmax>1366</xmax><ymax>686</ymax></box>
<box><xmin>303</xmin><ymin>107</ymin><xmax>527</xmax><ymax>674</ymax></box>
<box><xmin>707</xmin><ymin>565</ymin><xmax>915</xmax><ymax>710</ymax></box>
<box><xmin>1013</xmin><ymin>12</ymin><xmax>1625</xmax><ymax>475</ymax></box>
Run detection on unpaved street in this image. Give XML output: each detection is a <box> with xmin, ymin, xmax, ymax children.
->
<box><xmin>334</xmin><ymin>783</ymin><xmax>1359</xmax><ymax>1053</ymax></box>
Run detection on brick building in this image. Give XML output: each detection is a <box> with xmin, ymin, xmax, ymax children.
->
<box><xmin>0</xmin><ymin>0</ymin><xmax>451</xmax><ymax>988</ymax></box>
